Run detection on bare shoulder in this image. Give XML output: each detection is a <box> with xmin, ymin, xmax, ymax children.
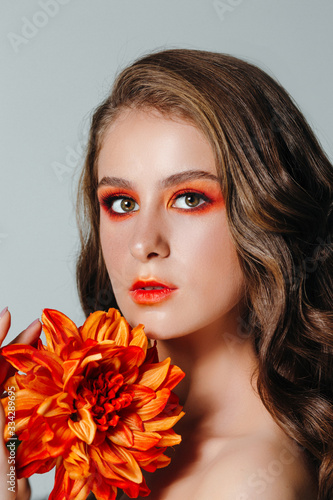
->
<box><xmin>195</xmin><ymin>434</ymin><xmax>318</xmax><ymax>500</ymax></box>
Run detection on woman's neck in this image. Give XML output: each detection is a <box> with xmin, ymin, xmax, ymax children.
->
<box><xmin>156</xmin><ymin>312</ymin><xmax>275</xmax><ymax>440</ymax></box>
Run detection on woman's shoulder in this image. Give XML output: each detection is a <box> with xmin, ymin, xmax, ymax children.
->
<box><xmin>114</xmin><ymin>431</ymin><xmax>318</xmax><ymax>500</ymax></box>
<box><xmin>195</xmin><ymin>433</ymin><xmax>318</xmax><ymax>500</ymax></box>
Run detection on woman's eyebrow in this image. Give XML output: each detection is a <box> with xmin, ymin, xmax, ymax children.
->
<box><xmin>161</xmin><ymin>170</ymin><xmax>219</xmax><ymax>188</ymax></box>
<box><xmin>97</xmin><ymin>176</ymin><xmax>134</xmax><ymax>189</ymax></box>
<box><xmin>97</xmin><ymin>170</ymin><xmax>219</xmax><ymax>190</ymax></box>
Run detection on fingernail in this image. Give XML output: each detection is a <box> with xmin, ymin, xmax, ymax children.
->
<box><xmin>0</xmin><ymin>307</ymin><xmax>8</xmax><ymax>319</ymax></box>
<box><xmin>27</xmin><ymin>319</ymin><xmax>40</xmax><ymax>329</ymax></box>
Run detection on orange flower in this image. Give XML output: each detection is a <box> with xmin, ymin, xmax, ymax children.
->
<box><xmin>1</xmin><ymin>308</ymin><xmax>185</xmax><ymax>499</ymax></box>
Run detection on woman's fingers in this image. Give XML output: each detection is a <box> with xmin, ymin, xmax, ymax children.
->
<box><xmin>0</xmin><ymin>396</ymin><xmax>15</xmax><ymax>499</ymax></box>
<box><xmin>17</xmin><ymin>479</ymin><xmax>31</xmax><ymax>500</ymax></box>
<box><xmin>0</xmin><ymin>309</ymin><xmax>36</xmax><ymax>499</ymax></box>
<box><xmin>0</xmin><ymin>405</ymin><xmax>31</xmax><ymax>499</ymax></box>
<box><xmin>0</xmin><ymin>309</ymin><xmax>13</xmax><ymax>388</ymax></box>
<box><xmin>10</xmin><ymin>318</ymin><xmax>42</xmax><ymax>347</ymax></box>
<box><xmin>0</xmin><ymin>308</ymin><xmax>11</xmax><ymax>348</ymax></box>
<box><xmin>0</xmin><ymin>309</ymin><xmax>42</xmax><ymax>349</ymax></box>
<box><xmin>0</xmin><ymin>309</ymin><xmax>14</xmax><ymax>499</ymax></box>
<box><xmin>0</xmin><ymin>310</ymin><xmax>42</xmax><ymax>387</ymax></box>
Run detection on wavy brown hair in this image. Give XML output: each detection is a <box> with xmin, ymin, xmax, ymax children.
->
<box><xmin>77</xmin><ymin>49</ymin><xmax>333</xmax><ymax>498</ymax></box>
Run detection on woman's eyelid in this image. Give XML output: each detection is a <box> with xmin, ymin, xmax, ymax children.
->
<box><xmin>97</xmin><ymin>183</ymin><xmax>138</xmax><ymax>195</ymax></box>
<box><xmin>169</xmin><ymin>189</ymin><xmax>210</xmax><ymax>207</ymax></box>
<box><xmin>98</xmin><ymin>190</ymin><xmax>139</xmax><ymax>206</ymax></box>
<box><xmin>98</xmin><ymin>185</ymin><xmax>216</xmax><ymax>212</ymax></box>
<box><xmin>97</xmin><ymin>190</ymin><xmax>140</xmax><ymax>218</ymax></box>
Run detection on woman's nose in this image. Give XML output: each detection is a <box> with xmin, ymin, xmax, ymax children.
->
<box><xmin>129</xmin><ymin>211</ymin><xmax>170</xmax><ymax>262</ymax></box>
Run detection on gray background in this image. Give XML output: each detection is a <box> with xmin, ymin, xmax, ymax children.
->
<box><xmin>1</xmin><ymin>1</ymin><xmax>332</xmax><ymax>498</ymax></box>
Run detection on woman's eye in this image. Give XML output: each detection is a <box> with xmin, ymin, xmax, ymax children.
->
<box><xmin>172</xmin><ymin>193</ymin><xmax>207</xmax><ymax>209</ymax></box>
<box><xmin>111</xmin><ymin>197</ymin><xmax>139</xmax><ymax>214</ymax></box>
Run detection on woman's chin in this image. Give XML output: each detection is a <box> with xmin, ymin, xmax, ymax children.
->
<box><xmin>128</xmin><ymin>317</ymin><xmax>179</xmax><ymax>340</ymax></box>
<box><xmin>122</xmin><ymin>308</ymin><xmax>176</xmax><ymax>339</ymax></box>
<box><xmin>138</xmin><ymin>323</ymin><xmax>194</xmax><ymax>341</ymax></box>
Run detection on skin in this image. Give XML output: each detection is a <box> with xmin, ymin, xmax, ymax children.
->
<box><xmin>98</xmin><ymin>109</ymin><xmax>318</xmax><ymax>500</ymax></box>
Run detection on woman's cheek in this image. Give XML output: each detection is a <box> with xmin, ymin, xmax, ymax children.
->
<box><xmin>100</xmin><ymin>219</ymin><xmax>126</xmax><ymax>278</ymax></box>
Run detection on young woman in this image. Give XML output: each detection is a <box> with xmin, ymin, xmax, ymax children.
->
<box><xmin>76</xmin><ymin>49</ymin><xmax>332</xmax><ymax>500</ymax></box>
<box><xmin>1</xmin><ymin>49</ymin><xmax>332</xmax><ymax>499</ymax></box>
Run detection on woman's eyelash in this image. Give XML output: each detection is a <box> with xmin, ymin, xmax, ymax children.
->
<box><xmin>99</xmin><ymin>190</ymin><xmax>212</xmax><ymax>216</ymax></box>
<box><xmin>171</xmin><ymin>191</ymin><xmax>211</xmax><ymax>209</ymax></box>
<box><xmin>100</xmin><ymin>194</ymin><xmax>138</xmax><ymax>214</ymax></box>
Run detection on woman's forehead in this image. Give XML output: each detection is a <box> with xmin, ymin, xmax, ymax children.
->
<box><xmin>97</xmin><ymin>107</ymin><xmax>218</xmax><ymax>182</ymax></box>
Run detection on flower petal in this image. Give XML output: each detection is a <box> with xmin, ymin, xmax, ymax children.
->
<box><xmin>144</xmin><ymin>343</ymin><xmax>159</xmax><ymax>364</ymax></box>
<box><xmin>89</xmin><ymin>443</ymin><xmax>127</xmax><ymax>486</ymax></box>
<box><xmin>112</xmin><ymin>317</ymin><xmax>131</xmax><ymax>346</ymax></box>
<box><xmin>89</xmin><ymin>470</ymin><xmax>119</xmax><ymax>500</ymax></box>
<box><xmin>15</xmin><ymin>366</ymin><xmax>59</xmax><ymax>394</ymax></box>
<box><xmin>127</xmin><ymin>384</ymin><xmax>156</xmax><ymax>408</ymax></box>
<box><xmin>80</xmin><ymin>309</ymin><xmax>122</xmax><ymax>343</ymax></box>
<box><xmin>122</xmin><ymin>476</ymin><xmax>150</xmax><ymax>498</ymax></box>
<box><xmin>68</xmin><ymin>408</ymin><xmax>97</xmax><ymax>445</ymax></box>
<box><xmin>90</xmin><ymin>441</ymin><xmax>126</xmax><ymax>467</ymax></box>
<box><xmin>144</xmin><ymin>411</ymin><xmax>185</xmax><ymax>432</ymax></box>
<box><xmin>4</xmin><ymin>415</ymin><xmax>29</xmax><ymax>440</ymax></box>
<box><xmin>159</xmin><ymin>364</ymin><xmax>185</xmax><ymax>391</ymax></box>
<box><xmin>50</xmin><ymin>463</ymin><xmax>89</xmax><ymax>500</ymax></box>
<box><xmin>121</xmin><ymin>366</ymin><xmax>139</xmax><ymax>385</ymax></box>
<box><xmin>17</xmin><ymin>457</ymin><xmax>57</xmax><ymax>479</ymax></box>
<box><xmin>1</xmin><ymin>344</ymin><xmax>63</xmax><ymax>385</ymax></box>
<box><xmin>129</xmin><ymin>324</ymin><xmax>148</xmax><ymax>354</ymax></box>
<box><xmin>111</xmin><ymin>445</ymin><xmax>143</xmax><ymax>484</ymax></box>
<box><xmin>130</xmin><ymin>446</ymin><xmax>167</xmax><ymax>467</ymax></box>
<box><xmin>37</xmin><ymin>392</ymin><xmax>72</xmax><ymax>418</ymax></box>
<box><xmin>137</xmin><ymin>389</ymin><xmax>170</xmax><ymax>421</ymax></box>
<box><xmin>16</xmin><ymin>417</ymin><xmax>57</xmax><ymax>476</ymax></box>
<box><xmin>64</xmin><ymin>441</ymin><xmax>90</xmax><ymax>480</ymax></box>
<box><xmin>142</xmin><ymin>453</ymin><xmax>171</xmax><ymax>472</ymax></box>
<box><xmin>107</xmin><ymin>421</ymin><xmax>134</xmax><ymax>447</ymax></box>
<box><xmin>132</xmin><ymin>430</ymin><xmax>161</xmax><ymax>451</ymax></box>
<box><xmin>156</xmin><ymin>429</ymin><xmax>182</xmax><ymax>447</ymax></box>
<box><xmin>4</xmin><ymin>389</ymin><xmax>45</xmax><ymax>416</ymax></box>
<box><xmin>42</xmin><ymin>309</ymin><xmax>82</xmax><ymax>356</ymax></box>
<box><xmin>117</xmin><ymin>346</ymin><xmax>146</xmax><ymax>370</ymax></box>
<box><xmin>136</xmin><ymin>358</ymin><xmax>171</xmax><ymax>391</ymax></box>
<box><xmin>121</xmin><ymin>412</ymin><xmax>144</xmax><ymax>432</ymax></box>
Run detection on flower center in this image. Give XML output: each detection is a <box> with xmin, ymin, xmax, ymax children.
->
<box><xmin>74</xmin><ymin>370</ymin><xmax>133</xmax><ymax>432</ymax></box>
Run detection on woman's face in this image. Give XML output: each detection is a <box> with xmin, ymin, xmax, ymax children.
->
<box><xmin>97</xmin><ymin>108</ymin><xmax>245</xmax><ymax>340</ymax></box>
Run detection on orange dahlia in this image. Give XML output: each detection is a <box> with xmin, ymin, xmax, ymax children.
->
<box><xmin>1</xmin><ymin>308</ymin><xmax>185</xmax><ymax>499</ymax></box>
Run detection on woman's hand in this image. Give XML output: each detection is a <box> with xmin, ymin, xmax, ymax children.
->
<box><xmin>0</xmin><ymin>307</ymin><xmax>42</xmax><ymax>500</ymax></box>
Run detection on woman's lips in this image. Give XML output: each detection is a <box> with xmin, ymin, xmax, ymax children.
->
<box><xmin>129</xmin><ymin>279</ymin><xmax>177</xmax><ymax>305</ymax></box>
